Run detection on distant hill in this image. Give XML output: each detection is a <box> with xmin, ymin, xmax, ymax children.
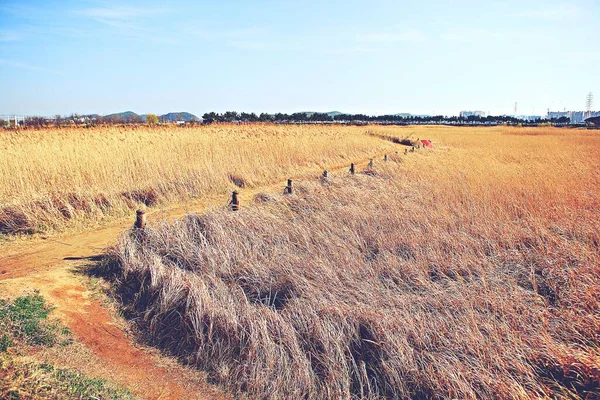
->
<box><xmin>159</xmin><ymin>112</ymin><xmax>200</xmax><ymax>122</ymax></box>
<box><xmin>101</xmin><ymin>111</ymin><xmax>200</xmax><ymax>123</ymax></box>
<box><xmin>104</xmin><ymin>111</ymin><xmax>145</xmax><ymax>122</ymax></box>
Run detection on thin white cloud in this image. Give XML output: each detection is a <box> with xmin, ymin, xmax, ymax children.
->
<box><xmin>186</xmin><ymin>27</ymin><xmax>270</xmax><ymax>41</ymax></box>
<box><xmin>225</xmin><ymin>29</ymin><xmax>274</xmax><ymax>50</ymax></box>
<box><xmin>226</xmin><ymin>28</ymin><xmax>270</xmax><ymax>39</ymax></box>
<box><xmin>317</xmin><ymin>46</ymin><xmax>381</xmax><ymax>55</ymax></box>
<box><xmin>90</xmin><ymin>17</ymin><xmax>137</xmax><ymax>29</ymax></box>
<box><xmin>0</xmin><ymin>58</ymin><xmax>57</xmax><ymax>73</ymax></box>
<box><xmin>228</xmin><ymin>40</ymin><xmax>272</xmax><ymax>50</ymax></box>
<box><xmin>72</xmin><ymin>5</ymin><xmax>177</xmax><ymax>44</ymax></box>
<box><xmin>74</xmin><ymin>6</ymin><xmax>165</xmax><ymax>21</ymax></box>
<box><xmin>358</xmin><ymin>29</ymin><xmax>426</xmax><ymax>43</ymax></box>
<box><xmin>515</xmin><ymin>3</ymin><xmax>582</xmax><ymax>20</ymax></box>
<box><xmin>441</xmin><ymin>28</ymin><xmax>505</xmax><ymax>43</ymax></box>
<box><xmin>186</xmin><ymin>26</ymin><xmax>275</xmax><ymax>50</ymax></box>
<box><xmin>189</xmin><ymin>25</ymin><xmax>422</xmax><ymax>53</ymax></box>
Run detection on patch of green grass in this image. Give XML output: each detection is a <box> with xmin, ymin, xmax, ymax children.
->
<box><xmin>1</xmin><ymin>356</ymin><xmax>135</xmax><ymax>399</ymax></box>
<box><xmin>0</xmin><ymin>293</ymin><xmax>135</xmax><ymax>399</ymax></box>
<box><xmin>0</xmin><ymin>334</ymin><xmax>13</xmax><ymax>352</ymax></box>
<box><xmin>0</xmin><ymin>291</ymin><xmax>61</xmax><ymax>349</ymax></box>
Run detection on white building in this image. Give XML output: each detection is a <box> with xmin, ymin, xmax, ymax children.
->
<box><xmin>547</xmin><ymin>111</ymin><xmax>600</xmax><ymax>123</ymax></box>
<box><xmin>459</xmin><ymin>111</ymin><xmax>486</xmax><ymax>118</ymax></box>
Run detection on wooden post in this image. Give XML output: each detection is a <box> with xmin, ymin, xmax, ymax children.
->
<box><xmin>230</xmin><ymin>191</ymin><xmax>239</xmax><ymax>211</ymax></box>
<box><xmin>368</xmin><ymin>159</ymin><xmax>374</xmax><ymax>168</ymax></box>
<box><xmin>285</xmin><ymin>179</ymin><xmax>293</xmax><ymax>195</ymax></box>
<box><xmin>350</xmin><ymin>163</ymin><xmax>355</xmax><ymax>175</ymax></box>
<box><xmin>134</xmin><ymin>209</ymin><xmax>146</xmax><ymax>229</ymax></box>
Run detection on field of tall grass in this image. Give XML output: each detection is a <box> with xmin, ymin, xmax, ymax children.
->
<box><xmin>104</xmin><ymin>127</ymin><xmax>600</xmax><ymax>399</ymax></box>
<box><xmin>0</xmin><ymin>124</ymin><xmax>398</xmax><ymax>235</ymax></box>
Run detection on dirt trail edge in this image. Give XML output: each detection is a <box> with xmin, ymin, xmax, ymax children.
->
<box><xmin>0</xmin><ymin>152</ymin><xmax>399</xmax><ymax>400</ymax></box>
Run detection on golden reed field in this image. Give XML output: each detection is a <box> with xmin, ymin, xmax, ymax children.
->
<box><xmin>1</xmin><ymin>124</ymin><xmax>599</xmax><ymax>399</ymax></box>
<box><xmin>0</xmin><ymin>124</ymin><xmax>398</xmax><ymax>236</ymax></box>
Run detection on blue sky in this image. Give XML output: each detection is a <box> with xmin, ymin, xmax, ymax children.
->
<box><xmin>0</xmin><ymin>0</ymin><xmax>598</xmax><ymax>116</ymax></box>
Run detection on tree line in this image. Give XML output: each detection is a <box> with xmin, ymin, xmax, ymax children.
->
<box><xmin>2</xmin><ymin>112</ymin><xmax>573</xmax><ymax>128</ymax></box>
<box><xmin>201</xmin><ymin>111</ymin><xmax>571</xmax><ymax>125</ymax></box>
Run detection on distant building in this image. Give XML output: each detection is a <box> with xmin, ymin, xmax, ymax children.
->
<box><xmin>547</xmin><ymin>110</ymin><xmax>600</xmax><ymax>123</ymax></box>
<box><xmin>516</xmin><ymin>115</ymin><xmax>543</xmax><ymax>121</ymax></box>
<box><xmin>460</xmin><ymin>110</ymin><xmax>486</xmax><ymax>118</ymax></box>
<box><xmin>547</xmin><ymin>111</ymin><xmax>569</xmax><ymax>120</ymax></box>
<box><xmin>582</xmin><ymin>111</ymin><xmax>600</xmax><ymax>122</ymax></box>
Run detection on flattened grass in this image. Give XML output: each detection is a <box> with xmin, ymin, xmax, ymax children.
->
<box><xmin>105</xmin><ymin>128</ymin><xmax>600</xmax><ymax>398</ymax></box>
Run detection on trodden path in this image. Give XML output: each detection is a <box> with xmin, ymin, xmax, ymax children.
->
<box><xmin>1</xmin><ymin>267</ymin><xmax>226</xmax><ymax>399</ymax></box>
<box><xmin>0</xmin><ymin>151</ymin><xmax>401</xmax><ymax>399</ymax></box>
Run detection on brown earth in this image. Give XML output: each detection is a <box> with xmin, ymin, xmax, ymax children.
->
<box><xmin>1</xmin><ymin>266</ymin><xmax>224</xmax><ymax>399</ymax></box>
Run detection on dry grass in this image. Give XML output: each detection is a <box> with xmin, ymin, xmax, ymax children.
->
<box><xmin>0</xmin><ymin>124</ymin><xmax>398</xmax><ymax>235</ymax></box>
<box><xmin>104</xmin><ymin>126</ymin><xmax>600</xmax><ymax>399</ymax></box>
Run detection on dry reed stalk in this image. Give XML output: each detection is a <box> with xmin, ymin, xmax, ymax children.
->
<box><xmin>0</xmin><ymin>124</ymin><xmax>398</xmax><ymax>234</ymax></box>
<box><xmin>104</xmin><ymin>129</ymin><xmax>600</xmax><ymax>398</ymax></box>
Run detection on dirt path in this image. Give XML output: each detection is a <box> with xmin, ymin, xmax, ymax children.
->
<box><xmin>0</xmin><ymin>152</ymin><xmax>399</xmax><ymax>399</ymax></box>
<box><xmin>0</xmin><ymin>267</ymin><xmax>225</xmax><ymax>399</ymax></box>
